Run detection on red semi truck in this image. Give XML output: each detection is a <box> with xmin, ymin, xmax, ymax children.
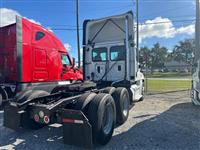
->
<box><xmin>0</xmin><ymin>16</ymin><xmax>83</xmax><ymax>106</ymax></box>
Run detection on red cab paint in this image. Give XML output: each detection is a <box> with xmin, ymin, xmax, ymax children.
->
<box><xmin>0</xmin><ymin>16</ymin><xmax>83</xmax><ymax>104</ymax></box>
<box><xmin>0</xmin><ymin>16</ymin><xmax>83</xmax><ymax>84</ymax></box>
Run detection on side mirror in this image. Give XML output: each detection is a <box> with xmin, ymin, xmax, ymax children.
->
<box><xmin>71</xmin><ymin>57</ymin><xmax>75</xmax><ymax>68</ymax></box>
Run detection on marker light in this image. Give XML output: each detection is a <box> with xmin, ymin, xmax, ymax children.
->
<box><xmin>39</xmin><ymin>111</ymin><xmax>44</xmax><ymax>118</ymax></box>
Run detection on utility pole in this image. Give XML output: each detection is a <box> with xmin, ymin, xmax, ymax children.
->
<box><xmin>136</xmin><ymin>0</ymin><xmax>139</xmax><ymax>66</ymax></box>
<box><xmin>196</xmin><ymin>0</ymin><xmax>200</xmax><ymax>58</ymax></box>
<box><xmin>76</xmin><ymin>0</ymin><xmax>81</xmax><ymax>68</ymax></box>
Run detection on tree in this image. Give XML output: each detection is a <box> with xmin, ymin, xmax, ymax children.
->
<box><xmin>172</xmin><ymin>39</ymin><xmax>195</xmax><ymax>65</ymax></box>
<box><xmin>139</xmin><ymin>43</ymin><xmax>168</xmax><ymax>73</ymax></box>
<box><xmin>139</xmin><ymin>46</ymin><xmax>151</xmax><ymax>69</ymax></box>
<box><xmin>150</xmin><ymin>43</ymin><xmax>168</xmax><ymax>70</ymax></box>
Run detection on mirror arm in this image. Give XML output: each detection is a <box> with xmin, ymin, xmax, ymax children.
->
<box><xmin>71</xmin><ymin>57</ymin><xmax>75</xmax><ymax>69</ymax></box>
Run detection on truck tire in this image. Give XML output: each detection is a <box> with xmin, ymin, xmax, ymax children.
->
<box><xmin>101</xmin><ymin>87</ymin><xmax>116</xmax><ymax>95</ymax></box>
<box><xmin>19</xmin><ymin>90</ymin><xmax>50</xmax><ymax>130</ymax></box>
<box><xmin>112</xmin><ymin>87</ymin><xmax>130</xmax><ymax>125</ymax></box>
<box><xmin>87</xmin><ymin>93</ymin><xmax>116</xmax><ymax>145</ymax></box>
<box><xmin>74</xmin><ymin>92</ymin><xmax>96</xmax><ymax>113</ymax></box>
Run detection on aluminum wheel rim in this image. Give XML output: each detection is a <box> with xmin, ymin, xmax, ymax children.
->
<box><xmin>122</xmin><ymin>94</ymin><xmax>129</xmax><ymax>117</ymax></box>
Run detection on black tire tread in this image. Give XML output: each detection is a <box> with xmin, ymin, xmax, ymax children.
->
<box><xmin>112</xmin><ymin>87</ymin><xmax>130</xmax><ymax>125</ymax></box>
<box><xmin>87</xmin><ymin>93</ymin><xmax>116</xmax><ymax>145</ymax></box>
<box><xmin>74</xmin><ymin>92</ymin><xmax>96</xmax><ymax>112</ymax></box>
<box><xmin>101</xmin><ymin>87</ymin><xmax>116</xmax><ymax>95</ymax></box>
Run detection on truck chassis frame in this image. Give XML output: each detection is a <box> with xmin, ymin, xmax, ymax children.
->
<box><xmin>4</xmin><ymin>80</ymin><xmax>140</xmax><ymax>148</ymax></box>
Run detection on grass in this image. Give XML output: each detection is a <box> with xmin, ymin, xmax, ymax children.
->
<box><xmin>145</xmin><ymin>79</ymin><xmax>191</xmax><ymax>93</ymax></box>
<box><xmin>146</xmin><ymin>72</ymin><xmax>191</xmax><ymax>79</ymax></box>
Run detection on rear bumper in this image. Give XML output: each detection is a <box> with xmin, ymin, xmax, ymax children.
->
<box><xmin>4</xmin><ymin>102</ymin><xmax>94</xmax><ymax>148</ymax></box>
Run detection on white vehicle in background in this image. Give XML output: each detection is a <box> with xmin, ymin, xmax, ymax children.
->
<box><xmin>192</xmin><ymin>0</ymin><xmax>200</xmax><ymax>105</ymax></box>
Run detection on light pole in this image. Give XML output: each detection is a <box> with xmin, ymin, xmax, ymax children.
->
<box><xmin>136</xmin><ymin>0</ymin><xmax>139</xmax><ymax>66</ymax></box>
<box><xmin>76</xmin><ymin>0</ymin><xmax>81</xmax><ymax>68</ymax></box>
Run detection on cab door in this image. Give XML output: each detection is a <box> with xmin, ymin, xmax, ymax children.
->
<box><xmin>32</xmin><ymin>29</ymin><xmax>49</xmax><ymax>82</ymax></box>
<box><xmin>91</xmin><ymin>47</ymin><xmax>108</xmax><ymax>81</ymax></box>
<box><xmin>107</xmin><ymin>45</ymin><xmax>126</xmax><ymax>81</ymax></box>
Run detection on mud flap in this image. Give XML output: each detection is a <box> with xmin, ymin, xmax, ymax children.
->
<box><xmin>62</xmin><ymin>109</ymin><xmax>93</xmax><ymax>148</ymax></box>
<box><xmin>4</xmin><ymin>103</ymin><xmax>28</xmax><ymax>131</ymax></box>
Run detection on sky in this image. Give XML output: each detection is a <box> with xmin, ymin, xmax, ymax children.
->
<box><xmin>0</xmin><ymin>0</ymin><xmax>196</xmax><ymax>58</ymax></box>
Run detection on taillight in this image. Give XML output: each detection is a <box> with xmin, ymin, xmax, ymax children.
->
<box><xmin>44</xmin><ymin>116</ymin><xmax>50</xmax><ymax>124</ymax></box>
<box><xmin>34</xmin><ymin>114</ymin><xmax>39</xmax><ymax>122</ymax></box>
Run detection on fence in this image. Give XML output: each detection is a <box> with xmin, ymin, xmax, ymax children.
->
<box><xmin>143</xmin><ymin>66</ymin><xmax>192</xmax><ymax>94</ymax></box>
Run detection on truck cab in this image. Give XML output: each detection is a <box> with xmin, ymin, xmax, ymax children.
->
<box><xmin>0</xmin><ymin>16</ymin><xmax>83</xmax><ymax>105</ymax></box>
<box><xmin>83</xmin><ymin>11</ymin><xmax>144</xmax><ymax>101</ymax></box>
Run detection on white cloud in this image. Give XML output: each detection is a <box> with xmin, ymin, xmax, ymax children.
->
<box><xmin>176</xmin><ymin>24</ymin><xmax>195</xmax><ymax>35</ymax></box>
<box><xmin>0</xmin><ymin>8</ymin><xmax>20</xmax><ymax>27</ymax></box>
<box><xmin>64</xmin><ymin>43</ymin><xmax>72</xmax><ymax>51</ymax></box>
<box><xmin>0</xmin><ymin>8</ymin><xmax>41</xmax><ymax>27</ymax></box>
<box><xmin>139</xmin><ymin>17</ymin><xmax>195</xmax><ymax>43</ymax></box>
<box><xmin>139</xmin><ymin>17</ymin><xmax>176</xmax><ymax>41</ymax></box>
<box><xmin>0</xmin><ymin>8</ymin><xmax>54</xmax><ymax>32</ymax></box>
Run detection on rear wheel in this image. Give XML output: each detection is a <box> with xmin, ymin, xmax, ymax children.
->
<box><xmin>101</xmin><ymin>87</ymin><xmax>116</xmax><ymax>95</ymax></box>
<box><xmin>112</xmin><ymin>87</ymin><xmax>130</xmax><ymax>125</ymax></box>
<box><xmin>87</xmin><ymin>93</ymin><xmax>116</xmax><ymax>145</ymax></box>
<box><xmin>74</xmin><ymin>92</ymin><xmax>96</xmax><ymax>114</ymax></box>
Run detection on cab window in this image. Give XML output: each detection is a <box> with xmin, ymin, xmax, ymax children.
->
<box><xmin>61</xmin><ymin>54</ymin><xmax>71</xmax><ymax>66</ymax></box>
<box><xmin>35</xmin><ymin>31</ymin><xmax>45</xmax><ymax>41</ymax></box>
<box><xmin>92</xmin><ymin>47</ymin><xmax>107</xmax><ymax>61</ymax></box>
<box><xmin>110</xmin><ymin>45</ymin><xmax>125</xmax><ymax>61</ymax></box>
